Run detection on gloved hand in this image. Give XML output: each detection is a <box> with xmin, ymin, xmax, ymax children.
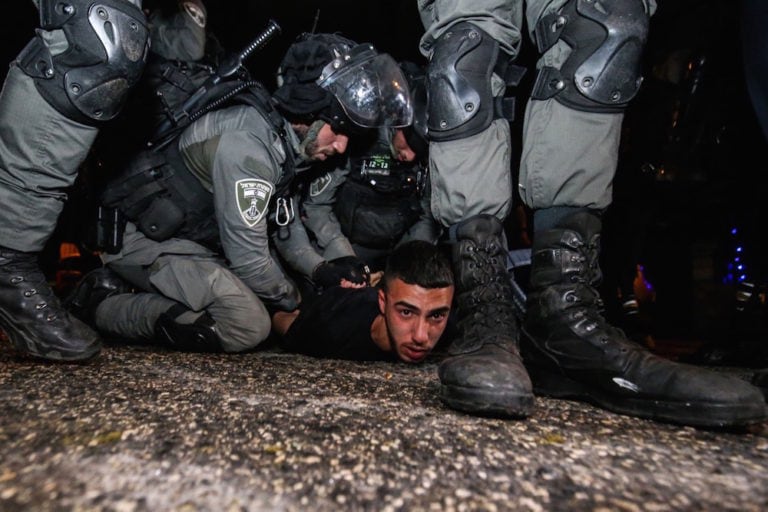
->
<box><xmin>311</xmin><ymin>256</ymin><xmax>371</xmax><ymax>291</ymax></box>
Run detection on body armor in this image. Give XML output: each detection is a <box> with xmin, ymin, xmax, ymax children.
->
<box><xmin>101</xmin><ymin>84</ymin><xmax>294</xmax><ymax>252</ymax></box>
<box><xmin>335</xmin><ymin>142</ymin><xmax>425</xmax><ymax>250</ymax></box>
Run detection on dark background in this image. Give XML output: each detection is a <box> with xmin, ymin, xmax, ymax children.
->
<box><xmin>1</xmin><ymin>1</ymin><xmax>428</xmax><ymax>88</ymax></box>
<box><xmin>2</xmin><ymin>1</ymin><xmax>767</xmax><ymax>359</ymax></box>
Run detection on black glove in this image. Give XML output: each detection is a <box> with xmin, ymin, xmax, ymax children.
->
<box><xmin>311</xmin><ymin>256</ymin><xmax>371</xmax><ymax>291</ymax></box>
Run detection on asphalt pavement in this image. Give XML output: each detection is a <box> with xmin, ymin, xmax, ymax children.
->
<box><xmin>1</xmin><ymin>338</ymin><xmax>767</xmax><ymax>511</ymax></box>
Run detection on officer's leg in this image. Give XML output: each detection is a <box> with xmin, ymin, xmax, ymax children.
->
<box><xmin>63</xmin><ymin>264</ymin><xmax>194</xmax><ymax>349</ymax></box>
<box><xmin>519</xmin><ymin>0</ymin><xmax>766</xmax><ymax>426</ymax></box>
<box><xmin>93</xmin><ymin>252</ymin><xmax>271</xmax><ymax>353</ymax></box>
<box><xmin>146</xmin><ymin>254</ymin><xmax>272</xmax><ymax>353</ymax></box>
<box><xmin>0</xmin><ymin>1</ymin><xmax>148</xmax><ymax>361</ymax></box>
<box><xmin>84</xmin><ymin>222</ymin><xmax>270</xmax><ymax>352</ymax></box>
<box><xmin>94</xmin><ymin>292</ymin><xmax>235</xmax><ymax>353</ymax></box>
<box><xmin>419</xmin><ymin>1</ymin><xmax>533</xmax><ymax>418</ymax></box>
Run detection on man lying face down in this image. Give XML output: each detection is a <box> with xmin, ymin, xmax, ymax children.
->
<box><xmin>272</xmin><ymin>241</ymin><xmax>454</xmax><ymax>363</ymax></box>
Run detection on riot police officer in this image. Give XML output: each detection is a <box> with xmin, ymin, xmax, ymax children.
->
<box><xmin>419</xmin><ymin>0</ymin><xmax>766</xmax><ymax>426</ymax></box>
<box><xmin>332</xmin><ymin>126</ymin><xmax>437</xmax><ymax>270</ymax></box>
<box><xmin>66</xmin><ymin>33</ymin><xmax>413</xmax><ymax>353</ymax></box>
<box><xmin>0</xmin><ymin>0</ymin><xmax>149</xmax><ymax>361</ymax></box>
<box><xmin>277</xmin><ymin>61</ymin><xmax>439</xmax><ymax>286</ymax></box>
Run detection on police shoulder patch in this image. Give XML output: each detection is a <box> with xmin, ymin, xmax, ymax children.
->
<box><xmin>236</xmin><ymin>179</ymin><xmax>273</xmax><ymax>227</ymax></box>
<box><xmin>309</xmin><ymin>172</ymin><xmax>333</xmax><ymax>197</ymax></box>
<box><xmin>183</xmin><ymin>1</ymin><xmax>207</xmax><ymax>28</ymax></box>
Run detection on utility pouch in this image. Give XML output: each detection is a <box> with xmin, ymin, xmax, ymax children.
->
<box><xmin>101</xmin><ymin>149</ymin><xmax>187</xmax><ymax>242</ymax></box>
<box><xmin>136</xmin><ymin>196</ymin><xmax>185</xmax><ymax>241</ymax></box>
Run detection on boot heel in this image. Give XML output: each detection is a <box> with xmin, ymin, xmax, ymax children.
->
<box><xmin>527</xmin><ymin>365</ymin><xmax>590</xmax><ymax>399</ymax></box>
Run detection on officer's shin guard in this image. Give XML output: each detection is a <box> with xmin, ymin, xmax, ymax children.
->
<box><xmin>0</xmin><ymin>247</ymin><xmax>101</xmax><ymax>361</ymax></box>
<box><xmin>521</xmin><ymin>211</ymin><xmax>767</xmax><ymax>427</ymax></box>
<box><xmin>439</xmin><ymin>215</ymin><xmax>533</xmax><ymax>418</ymax></box>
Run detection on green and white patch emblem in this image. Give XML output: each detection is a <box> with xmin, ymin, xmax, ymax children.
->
<box><xmin>309</xmin><ymin>172</ymin><xmax>333</xmax><ymax>197</ymax></box>
<box><xmin>236</xmin><ymin>179</ymin><xmax>273</xmax><ymax>227</ymax></box>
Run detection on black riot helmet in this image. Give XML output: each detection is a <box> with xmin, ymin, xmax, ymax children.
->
<box><xmin>273</xmin><ymin>33</ymin><xmax>413</xmax><ymax>133</ymax></box>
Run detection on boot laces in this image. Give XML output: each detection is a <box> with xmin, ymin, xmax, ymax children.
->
<box><xmin>565</xmin><ymin>238</ymin><xmax>635</xmax><ymax>349</ymax></box>
<box><xmin>1</xmin><ymin>254</ymin><xmax>63</xmax><ymax>322</ymax></box>
<box><xmin>456</xmin><ymin>240</ymin><xmax>517</xmax><ymax>347</ymax></box>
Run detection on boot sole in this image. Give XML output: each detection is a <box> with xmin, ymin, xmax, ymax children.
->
<box><xmin>440</xmin><ymin>384</ymin><xmax>534</xmax><ymax>419</ymax></box>
<box><xmin>529</xmin><ymin>366</ymin><xmax>768</xmax><ymax>428</ymax></box>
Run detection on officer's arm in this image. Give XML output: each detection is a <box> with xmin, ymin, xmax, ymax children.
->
<box><xmin>272</xmin><ymin>206</ymin><xmax>371</xmax><ymax>291</ymax></box>
<box><xmin>302</xmin><ymin>167</ymin><xmax>356</xmax><ymax>260</ymax></box>
<box><xmin>149</xmin><ymin>0</ymin><xmax>207</xmax><ymax>61</ymax></box>
<box><xmin>399</xmin><ymin>182</ymin><xmax>442</xmax><ymax>245</ymax></box>
<box><xmin>271</xmin><ymin>195</ymin><xmax>326</xmax><ymax>278</ymax></box>
<box><xmin>212</xmin><ymin>130</ymin><xmax>300</xmax><ymax>311</ymax></box>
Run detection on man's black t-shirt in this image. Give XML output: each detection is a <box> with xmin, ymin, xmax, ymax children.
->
<box><xmin>282</xmin><ymin>286</ymin><xmax>397</xmax><ymax>361</ymax></box>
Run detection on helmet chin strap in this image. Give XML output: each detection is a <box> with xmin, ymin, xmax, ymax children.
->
<box><xmin>298</xmin><ymin>119</ymin><xmax>327</xmax><ymax>159</ymax></box>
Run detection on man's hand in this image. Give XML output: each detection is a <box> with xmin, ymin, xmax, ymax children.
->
<box><xmin>311</xmin><ymin>256</ymin><xmax>371</xmax><ymax>291</ymax></box>
<box><xmin>339</xmin><ymin>278</ymin><xmax>368</xmax><ymax>289</ymax></box>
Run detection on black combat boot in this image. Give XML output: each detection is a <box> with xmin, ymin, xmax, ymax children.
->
<box><xmin>521</xmin><ymin>211</ymin><xmax>767</xmax><ymax>427</ymax></box>
<box><xmin>439</xmin><ymin>214</ymin><xmax>534</xmax><ymax>417</ymax></box>
<box><xmin>65</xmin><ymin>267</ymin><xmax>134</xmax><ymax>324</ymax></box>
<box><xmin>0</xmin><ymin>247</ymin><xmax>101</xmax><ymax>361</ymax></box>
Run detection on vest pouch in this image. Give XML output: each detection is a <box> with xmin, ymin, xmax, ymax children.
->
<box><xmin>336</xmin><ymin>180</ymin><xmax>420</xmax><ymax>249</ymax></box>
<box><xmin>137</xmin><ymin>196</ymin><xmax>185</xmax><ymax>241</ymax></box>
<box><xmin>102</xmin><ymin>151</ymin><xmax>168</xmax><ymax>215</ymax></box>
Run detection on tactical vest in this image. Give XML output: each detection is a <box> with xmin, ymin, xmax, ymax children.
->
<box><xmin>100</xmin><ymin>82</ymin><xmax>295</xmax><ymax>253</ymax></box>
<box><xmin>141</xmin><ymin>55</ymin><xmax>218</xmax><ymax>141</ymax></box>
<box><xmin>334</xmin><ymin>148</ymin><xmax>425</xmax><ymax>250</ymax></box>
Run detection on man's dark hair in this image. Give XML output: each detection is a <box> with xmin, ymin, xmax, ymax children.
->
<box><xmin>382</xmin><ymin>241</ymin><xmax>454</xmax><ymax>291</ymax></box>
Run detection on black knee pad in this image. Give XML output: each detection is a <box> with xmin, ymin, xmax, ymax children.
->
<box><xmin>17</xmin><ymin>0</ymin><xmax>149</xmax><ymax>124</ymax></box>
<box><xmin>427</xmin><ymin>22</ymin><xmax>499</xmax><ymax>141</ymax></box>
<box><xmin>531</xmin><ymin>0</ymin><xmax>650</xmax><ymax>112</ymax></box>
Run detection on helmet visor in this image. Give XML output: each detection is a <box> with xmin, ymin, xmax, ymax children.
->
<box><xmin>318</xmin><ymin>51</ymin><xmax>413</xmax><ymax>128</ymax></box>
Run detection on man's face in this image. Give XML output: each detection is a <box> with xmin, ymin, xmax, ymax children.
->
<box><xmin>378</xmin><ymin>277</ymin><xmax>453</xmax><ymax>363</ymax></box>
<box><xmin>305</xmin><ymin>122</ymin><xmax>349</xmax><ymax>161</ymax></box>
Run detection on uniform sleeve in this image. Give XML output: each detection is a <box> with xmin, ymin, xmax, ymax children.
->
<box><xmin>399</xmin><ymin>181</ymin><xmax>443</xmax><ymax>244</ymax></box>
<box><xmin>212</xmin><ymin>129</ymin><xmax>299</xmax><ymax>311</ymax></box>
<box><xmin>149</xmin><ymin>0</ymin><xmax>207</xmax><ymax>61</ymax></box>
<box><xmin>271</xmin><ymin>194</ymin><xmax>326</xmax><ymax>278</ymax></box>
<box><xmin>302</xmin><ymin>167</ymin><xmax>356</xmax><ymax>260</ymax></box>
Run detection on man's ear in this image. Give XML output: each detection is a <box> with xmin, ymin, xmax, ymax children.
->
<box><xmin>378</xmin><ymin>288</ymin><xmax>386</xmax><ymax>315</ymax></box>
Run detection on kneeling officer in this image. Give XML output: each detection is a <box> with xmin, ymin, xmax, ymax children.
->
<box><xmin>68</xmin><ymin>33</ymin><xmax>413</xmax><ymax>353</ymax></box>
